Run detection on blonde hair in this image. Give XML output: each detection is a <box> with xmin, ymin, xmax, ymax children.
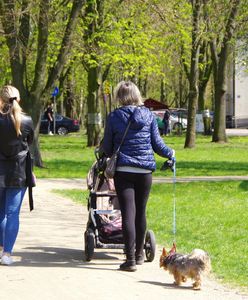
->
<box><xmin>0</xmin><ymin>85</ymin><xmax>22</xmax><ymax>136</ymax></box>
<box><xmin>114</xmin><ymin>81</ymin><xmax>143</xmax><ymax>106</ymax></box>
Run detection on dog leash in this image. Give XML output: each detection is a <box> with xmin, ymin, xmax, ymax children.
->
<box><xmin>160</xmin><ymin>158</ymin><xmax>177</xmax><ymax>243</ymax></box>
<box><xmin>172</xmin><ymin>159</ymin><xmax>176</xmax><ymax>243</ymax></box>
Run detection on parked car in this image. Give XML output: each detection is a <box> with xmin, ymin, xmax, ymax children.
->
<box><xmin>152</xmin><ymin>109</ymin><xmax>187</xmax><ymax>134</ymax></box>
<box><xmin>170</xmin><ymin>109</ymin><xmax>188</xmax><ymax>132</ymax></box>
<box><xmin>40</xmin><ymin>113</ymin><xmax>80</xmax><ymax>135</ymax></box>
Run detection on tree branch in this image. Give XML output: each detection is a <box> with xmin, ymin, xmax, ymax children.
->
<box><xmin>181</xmin><ymin>44</ymin><xmax>190</xmax><ymax>81</ymax></box>
<box><xmin>102</xmin><ymin>64</ymin><xmax>111</xmax><ymax>82</ymax></box>
<box><xmin>31</xmin><ymin>0</ymin><xmax>50</xmax><ymax>95</ymax></box>
<box><xmin>45</xmin><ymin>0</ymin><xmax>85</xmax><ymax>92</ymax></box>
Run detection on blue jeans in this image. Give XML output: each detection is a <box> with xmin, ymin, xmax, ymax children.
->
<box><xmin>0</xmin><ymin>187</ymin><xmax>26</xmax><ymax>253</ymax></box>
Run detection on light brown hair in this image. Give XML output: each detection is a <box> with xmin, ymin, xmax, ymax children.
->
<box><xmin>114</xmin><ymin>81</ymin><xmax>143</xmax><ymax>106</ymax></box>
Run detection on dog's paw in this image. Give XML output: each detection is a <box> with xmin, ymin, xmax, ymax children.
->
<box><xmin>192</xmin><ymin>282</ymin><xmax>201</xmax><ymax>290</ymax></box>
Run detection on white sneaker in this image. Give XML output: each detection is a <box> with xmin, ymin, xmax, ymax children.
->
<box><xmin>1</xmin><ymin>255</ymin><xmax>13</xmax><ymax>265</ymax></box>
<box><xmin>48</xmin><ymin>131</ymin><xmax>54</xmax><ymax>135</ymax></box>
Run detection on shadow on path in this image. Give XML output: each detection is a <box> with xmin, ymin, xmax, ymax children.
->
<box><xmin>139</xmin><ymin>280</ymin><xmax>193</xmax><ymax>290</ymax></box>
<box><xmin>13</xmin><ymin>246</ymin><xmax>121</xmax><ymax>270</ymax></box>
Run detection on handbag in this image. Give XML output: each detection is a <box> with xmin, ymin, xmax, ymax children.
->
<box><xmin>26</xmin><ymin>151</ymin><xmax>35</xmax><ymax>211</ymax></box>
<box><xmin>104</xmin><ymin>152</ymin><xmax>119</xmax><ymax>179</ymax></box>
<box><xmin>104</xmin><ymin>114</ymin><xmax>134</xmax><ymax>179</ymax></box>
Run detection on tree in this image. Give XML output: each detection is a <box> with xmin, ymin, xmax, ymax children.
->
<box><xmin>0</xmin><ymin>0</ymin><xmax>84</xmax><ymax>165</ymax></box>
<box><xmin>184</xmin><ymin>0</ymin><xmax>203</xmax><ymax>148</ymax></box>
<box><xmin>82</xmin><ymin>0</ymin><xmax>169</xmax><ymax>145</ymax></box>
<box><xmin>209</xmin><ymin>0</ymin><xmax>241</xmax><ymax>142</ymax></box>
<box><xmin>82</xmin><ymin>0</ymin><xmax>106</xmax><ymax>147</ymax></box>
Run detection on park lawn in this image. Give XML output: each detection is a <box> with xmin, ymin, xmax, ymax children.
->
<box><xmin>147</xmin><ymin>181</ymin><xmax>248</xmax><ymax>290</ymax></box>
<box><xmin>35</xmin><ymin>133</ymin><xmax>94</xmax><ymax>178</ymax></box>
<box><xmin>35</xmin><ymin>133</ymin><xmax>248</xmax><ymax>178</ymax></box>
<box><xmin>54</xmin><ymin>180</ymin><xmax>248</xmax><ymax>290</ymax></box>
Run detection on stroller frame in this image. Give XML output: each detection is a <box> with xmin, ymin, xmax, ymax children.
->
<box><xmin>84</xmin><ymin>148</ymin><xmax>156</xmax><ymax>262</ymax></box>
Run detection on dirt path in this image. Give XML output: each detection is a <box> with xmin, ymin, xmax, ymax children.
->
<box><xmin>1</xmin><ymin>179</ymin><xmax>247</xmax><ymax>300</ymax></box>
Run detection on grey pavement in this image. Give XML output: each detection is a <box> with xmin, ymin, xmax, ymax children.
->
<box><xmin>1</xmin><ymin>178</ymin><xmax>248</xmax><ymax>300</ymax></box>
<box><xmin>226</xmin><ymin>128</ymin><xmax>248</xmax><ymax>136</ymax></box>
<box><xmin>36</xmin><ymin>175</ymin><xmax>248</xmax><ymax>188</ymax></box>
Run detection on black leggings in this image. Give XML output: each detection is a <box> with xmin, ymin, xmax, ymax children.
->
<box><xmin>114</xmin><ymin>171</ymin><xmax>152</xmax><ymax>260</ymax></box>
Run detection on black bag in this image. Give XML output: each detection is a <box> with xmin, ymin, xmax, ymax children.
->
<box><xmin>104</xmin><ymin>152</ymin><xmax>118</xmax><ymax>179</ymax></box>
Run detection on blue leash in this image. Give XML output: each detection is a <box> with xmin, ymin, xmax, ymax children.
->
<box><xmin>160</xmin><ymin>158</ymin><xmax>177</xmax><ymax>243</ymax></box>
<box><xmin>172</xmin><ymin>160</ymin><xmax>177</xmax><ymax>242</ymax></box>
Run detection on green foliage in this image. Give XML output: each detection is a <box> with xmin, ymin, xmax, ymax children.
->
<box><xmin>1</xmin><ymin>0</ymin><xmax>247</xmax><ymax>144</ymax></box>
<box><xmin>0</xmin><ymin>35</ymin><xmax>11</xmax><ymax>85</ymax></box>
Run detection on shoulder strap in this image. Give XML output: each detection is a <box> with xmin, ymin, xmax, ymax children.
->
<box><xmin>26</xmin><ymin>151</ymin><xmax>35</xmax><ymax>211</ymax></box>
<box><xmin>116</xmin><ymin>107</ymin><xmax>137</xmax><ymax>153</ymax></box>
<box><xmin>116</xmin><ymin>120</ymin><xmax>132</xmax><ymax>152</ymax></box>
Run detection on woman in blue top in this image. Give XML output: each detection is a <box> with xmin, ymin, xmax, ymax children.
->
<box><xmin>102</xmin><ymin>81</ymin><xmax>175</xmax><ymax>271</ymax></box>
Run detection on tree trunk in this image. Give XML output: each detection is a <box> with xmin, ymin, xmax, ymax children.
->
<box><xmin>178</xmin><ymin>69</ymin><xmax>183</xmax><ymax>108</ymax></box>
<box><xmin>184</xmin><ymin>86</ymin><xmax>198</xmax><ymax>148</ymax></box>
<box><xmin>83</xmin><ymin>0</ymin><xmax>105</xmax><ymax>147</ymax></box>
<box><xmin>64</xmin><ymin>69</ymin><xmax>75</xmax><ymax>118</ymax></box>
<box><xmin>184</xmin><ymin>0</ymin><xmax>202</xmax><ymax>148</ymax></box>
<box><xmin>160</xmin><ymin>79</ymin><xmax>166</xmax><ymax>102</ymax></box>
<box><xmin>212</xmin><ymin>84</ymin><xmax>227</xmax><ymax>142</ymax></box>
<box><xmin>28</xmin><ymin>94</ymin><xmax>44</xmax><ymax>166</ymax></box>
<box><xmin>198</xmin><ymin>41</ymin><xmax>212</xmax><ymax>112</ymax></box>
<box><xmin>143</xmin><ymin>76</ymin><xmax>148</xmax><ymax>98</ymax></box>
<box><xmin>211</xmin><ymin>1</ymin><xmax>240</xmax><ymax>143</ymax></box>
<box><xmin>212</xmin><ymin>47</ymin><xmax>228</xmax><ymax>143</ymax></box>
<box><xmin>87</xmin><ymin>66</ymin><xmax>102</xmax><ymax>146</ymax></box>
<box><xmin>198</xmin><ymin>86</ymin><xmax>205</xmax><ymax>112</ymax></box>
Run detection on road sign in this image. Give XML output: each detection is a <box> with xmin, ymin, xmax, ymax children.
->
<box><xmin>52</xmin><ymin>87</ymin><xmax>59</xmax><ymax>97</ymax></box>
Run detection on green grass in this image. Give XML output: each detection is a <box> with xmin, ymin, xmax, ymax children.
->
<box><xmin>147</xmin><ymin>181</ymin><xmax>248</xmax><ymax>289</ymax></box>
<box><xmin>52</xmin><ymin>188</ymin><xmax>88</xmax><ymax>206</ymax></box>
<box><xmin>53</xmin><ymin>180</ymin><xmax>248</xmax><ymax>291</ymax></box>
<box><xmin>35</xmin><ymin>133</ymin><xmax>95</xmax><ymax>178</ymax></box>
<box><xmin>35</xmin><ymin>133</ymin><xmax>248</xmax><ymax>178</ymax></box>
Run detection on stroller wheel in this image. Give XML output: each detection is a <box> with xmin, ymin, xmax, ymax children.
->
<box><xmin>144</xmin><ymin>230</ymin><xmax>156</xmax><ymax>262</ymax></box>
<box><xmin>84</xmin><ymin>228</ymin><xmax>95</xmax><ymax>261</ymax></box>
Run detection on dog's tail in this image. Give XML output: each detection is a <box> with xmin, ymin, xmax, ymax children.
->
<box><xmin>190</xmin><ymin>249</ymin><xmax>211</xmax><ymax>274</ymax></box>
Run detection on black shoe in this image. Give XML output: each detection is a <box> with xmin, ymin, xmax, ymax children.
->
<box><xmin>119</xmin><ymin>260</ymin><xmax>137</xmax><ymax>272</ymax></box>
<box><xmin>135</xmin><ymin>254</ymin><xmax>144</xmax><ymax>265</ymax></box>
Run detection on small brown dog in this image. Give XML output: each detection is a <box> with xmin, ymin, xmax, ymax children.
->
<box><xmin>159</xmin><ymin>243</ymin><xmax>211</xmax><ymax>290</ymax></box>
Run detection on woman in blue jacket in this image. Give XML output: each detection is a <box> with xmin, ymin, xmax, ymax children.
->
<box><xmin>102</xmin><ymin>81</ymin><xmax>175</xmax><ymax>272</ymax></box>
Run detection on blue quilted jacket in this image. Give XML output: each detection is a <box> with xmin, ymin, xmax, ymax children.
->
<box><xmin>102</xmin><ymin>105</ymin><xmax>173</xmax><ymax>171</ymax></box>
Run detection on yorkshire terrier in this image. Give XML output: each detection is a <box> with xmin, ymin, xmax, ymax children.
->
<box><xmin>159</xmin><ymin>243</ymin><xmax>211</xmax><ymax>290</ymax></box>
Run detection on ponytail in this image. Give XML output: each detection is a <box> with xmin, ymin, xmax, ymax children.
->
<box><xmin>0</xmin><ymin>85</ymin><xmax>23</xmax><ymax>136</ymax></box>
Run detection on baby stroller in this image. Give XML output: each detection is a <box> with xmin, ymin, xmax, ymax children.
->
<box><xmin>84</xmin><ymin>147</ymin><xmax>156</xmax><ymax>262</ymax></box>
